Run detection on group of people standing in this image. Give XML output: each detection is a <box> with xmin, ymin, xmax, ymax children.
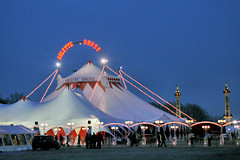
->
<box><xmin>85</xmin><ymin>132</ymin><xmax>104</xmax><ymax>149</ymax></box>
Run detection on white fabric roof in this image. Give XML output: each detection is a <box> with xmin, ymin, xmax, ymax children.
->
<box><xmin>0</xmin><ymin>125</ymin><xmax>35</xmax><ymax>134</ymax></box>
<box><xmin>0</xmin><ymin>88</ymin><xmax>122</xmax><ymax>134</ymax></box>
<box><xmin>56</xmin><ymin>61</ymin><xmax>116</xmax><ymax>89</ymax></box>
<box><xmin>53</xmin><ymin>61</ymin><xmax>182</xmax><ymax>122</ymax></box>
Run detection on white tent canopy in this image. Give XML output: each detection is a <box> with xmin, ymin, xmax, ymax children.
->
<box><xmin>0</xmin><ymin>88</ymin><xmax>121</xmax><ymax>134</ymax></box>
<box><xmin>54</xmin><ymin>61</ymin><xmax>182</xmax><ymax>122</ymax></box>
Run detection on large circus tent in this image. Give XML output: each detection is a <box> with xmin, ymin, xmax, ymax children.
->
<box><xmin>0</xmin><ymin>61</ymin><xmax>182</xmax><ymax>140</ymax></box>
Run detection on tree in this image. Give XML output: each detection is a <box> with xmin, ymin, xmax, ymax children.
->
<box><xmin>0</xmin><ymin>94</ymin><xmax>7</xmax><ymax>104</ymax></box>
<box><xmin>150</xmin><ymin>102</ymin><xmax>212</xmax><ymax>121</ymax></box>
<box><xmin>182</xmin><ymin>104</ymin><xmax>211</xmax><ymax>121</ymax></box>
<box><xmin>6</xmin><ymin>92</ymin><xmax>24</xmax><ymax>104</ymax></box>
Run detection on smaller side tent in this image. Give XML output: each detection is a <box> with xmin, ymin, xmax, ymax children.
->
<box><xmin>0</xmin><ymin>125</ymin><xmax>35</xmax><ymax>152</ymax></box>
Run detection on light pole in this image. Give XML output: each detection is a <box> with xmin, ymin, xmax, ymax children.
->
<box><xmin>185</xmin><ymin>120</ymin><xmax>194</xmax><ymax>146</ymax></box>
<box><xmin>202</xmin><ymin>125</ymin><xmax>210</xmax><ymax>147</ymax></box>
<box><xmin>96</xmin><ymin>121</ymin><xmax>104</xmax><ymax>132</ymax></box>
<box><xmin>218</xmin><ymin>119</ymin><xmax>226</xmax><ymax>146</ymax></box>
<box><xmin>155</xmin><ymin>120</ymin><xmax>163</xmax><ymax>133</ymax></box>
<box><xmin>67</xmin><ymin>122</ymin><xmax>75</xmax><ymax>133</ymax></box>
<box><xmin>41</xmin><ymin>123</ymin><xmax>48</xmax><ymax>135</ymax></box>
<box><xmin>155</xmin><ymin>120</ymin><xmax>163</xmax><ymax>146</ymax></box>
<box><xmin>171</xmin><ymin>125</ymin><xmax>178</xmax><ymax>146</ymax></box>
<box><xmin>141</xmin><ymin>126</ymin><xmax>148</xmax><ymax>145</ymax></box>
<box><xmin>218</xmin><ymin>119</ymin><xmax>226</xmax><ymax>134</ymax></box>
<box><xmin>111</xmin><ymin>126</ymin><xmax>119</xmax><ymax>146</ymax></box>
<box><xmin>234</xmin><ymin>125</ymin><xmax>240</xmax><ymax>146</ymax></box>
<box><xmin>125</xmin><ymin>121</ymin><xmax>133</xmax><ymax>146</ymax></box>
<box><xmin>202</xmin><ymin>125</ymin><xmax>210</xmax><ymax>135</ymax></box>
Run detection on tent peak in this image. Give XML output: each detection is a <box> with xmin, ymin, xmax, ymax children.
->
<box><xmin>86</xmin><ymin>61</ymin><xmax>92</xmax><ymax>65</ymax></box>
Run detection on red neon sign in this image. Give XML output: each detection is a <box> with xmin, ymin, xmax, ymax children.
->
<box><xmin>83</xmin><ymin>39</ymin><xmax>101</xmax><ymax>52</ymax></box>
<box><xmin>57</xmin><ymin>41</ymin><xmax>74</xmax><ymax>61</ymax></box>
<box><xmin>57</xmin><ymin>39</ymin><xmax>102</xmax><ymax>61</ymax></box>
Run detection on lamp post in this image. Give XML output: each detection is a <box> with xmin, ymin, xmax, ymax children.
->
<box><xmin>155</xmin><ymin>120</ymin><xmax>163</xmax><ymax>146</ymax></box>
<box><xmin>41</xmin><ymin>123</ymin><xmax>48</xmax><ymax>135</ymax></box>
<box><xmin>234</xmin><ymin>125</ymin><xmax>240</xmax><ymax>146</ymax></box>
<box><xmin>171</xmin><ymin>125</ymin><xmax>178</xmax><ymax>146</ymax></box>
<box><xmin>218</xmin><ymin>119</ymin><xmax>226</xmax><ymax>146</ymax></box>
<box><xmin>141</xmin><ymin>126</ymin><xmax>148</xmax><ymax>145</ymax></box>
<box><xmin>96</xmin><ymin>121</ymin><xmax>104</xmax><ymax>132</ymax></box>
<box><xmin>111</xmin><ymin>126</ymin><xmax>119</xmax><ymax>146</ymax></box>
<box><xmin>125</xmin><ymin>121</ymin><xmax>133</xmax><ymax>146</ymax></box>
<box><xmin>202</xmin><ymin>125</ymin><xmax>210</xmax><ymax>147</ymax></box>
<box><xmin>155</xmin><ymin>120</ymin><xmax>163</xmax><ymax>133</ymax></box>
<box><xmin>185</xmin><ymin>120</ymin><xmax>194</xmax><ymax>146</ymax></box>
<box><xmin>218</xmin><ymin>119</ymin><xmax>226</xmax><ymax>134</ymax></box>
<box><xmin>202</xmin><ymin>125</ymin><xmax>210</xmax><ymax>135</ymax></box>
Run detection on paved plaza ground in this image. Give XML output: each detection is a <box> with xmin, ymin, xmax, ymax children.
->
<box><xmin>1</xmin><ymin>144</ymin><xmax>240</xmax><ymax>160</ymax></box>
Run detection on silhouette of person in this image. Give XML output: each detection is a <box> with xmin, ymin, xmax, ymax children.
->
<box><xmin>85</xmin><ymin>133</ymin><xmax>90</xmax><ymax>149</ymax></box>
<box><xmin>157</xmin><ymin>132</ymin><xmax>161</xmax><ymax>147</ymax></box>
<box><xmin>92</xmin><ymin>132</ymin><xmax>97</xmax><ymax>149</ymax></box>
<box><xmin>60</xmin><ymin>134</ymin><xmax>64</xmax><ymax>146</ymax></box>
<box><xmin>77</xmin><ymin>135</ymin><xmax>81</xmax><ymax>147</ymax></box>
<box><xmin>97</xmin><ymin>132</ymin><xmax>104</xmax><ymax>149</ymax></box>
<box><xmin>160</xmin><ymin>134</ymin><xmax>167</xmax><ymax>147</ymax></box>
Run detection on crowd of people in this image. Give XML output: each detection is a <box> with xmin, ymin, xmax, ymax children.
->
<box><xmin>85</xmin><ymin>132</ymin><xmax>104</xmax><ymax>149</ymax></box>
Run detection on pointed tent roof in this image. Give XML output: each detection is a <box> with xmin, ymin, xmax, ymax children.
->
<box><xmin>54</xmin><ymin>62</ymin><xmax>182</xmax><ymax>122</ymax></box>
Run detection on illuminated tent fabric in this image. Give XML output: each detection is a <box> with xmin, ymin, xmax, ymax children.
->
<box><xmin>54</xmin><ymin>61</ymin><xmax>181</xmax><ymax>122</ymax></box>
<box><xmin>0</xmin><ymin>88</ymin><xmax>120</xmax><ymax>134</ymax></box>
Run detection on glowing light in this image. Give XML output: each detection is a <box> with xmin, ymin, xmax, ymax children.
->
<box><xmin>57</xmin><ymin>41</ymin><xmax>74</xmax><ymax>61</ymax></box>
<box><xmin>67</xmin><ymin>122</ymin><xmax>75</xmax><ymax>126</ymax></box>
<box><xmin>155</xmin><ymin>120</ymin><xmax>163</xmax><ymax>125</ymax></box>
<box><xmin>56</xmin><ymin>62</ymin><xmax>61</xmax><ymax>67</ymax></box>
<box><xmin>101</xmin><ymin>58</ymin><xmax>108</xmax><ymax>64</ymax></box>
<box><xmin>233</xmin><ymin>120</ymin><xmax>237</xmax><ymax>124</ymax></box>
<box><xmin>83</xmin><ymin>39</ymin><xmax>101</xmax><ymax>52</ymax></box>
<box><xmin>191</xmin><ymin>121</ymin><xmax>221</xmax><ymax>127</ymax></box>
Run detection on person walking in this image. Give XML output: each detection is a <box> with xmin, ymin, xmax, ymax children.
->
<box><xmin>157</xmin><ymin>132</ymin><xmax>161</xmax><ymax>147</ymax></box>
<box><xmin>160</xmin><ymin>134</ymin><xmax>167</xmax><ymax>147</ymax></box>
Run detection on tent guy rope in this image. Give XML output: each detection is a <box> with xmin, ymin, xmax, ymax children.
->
<box><xmin>120</xmin><ymin>69</ymin><xmax>196</xmax><ymax>121</ymax></box>
<box><xmin>26</xmin><ymin>69</ymin><xmax>58</xmax><ymax>99</ymax></box>
<box><xmin>40</xmin><ymin>70</ymin><xmax>58</xmax><ymax>103</ymax></box>
<box><xmin>106</xmin><ymin>65</ymin><xmax>184</xmax><ymax>120</ymax></box>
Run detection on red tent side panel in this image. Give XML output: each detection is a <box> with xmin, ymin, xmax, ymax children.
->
<box><xmin>46</xmin><ymin>129</ymin><xmax>55</xmax><ymax>137</ymax></box>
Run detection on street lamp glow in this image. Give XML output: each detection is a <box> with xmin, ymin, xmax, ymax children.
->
<box><xmin>171</xmin><ymin>126</ymin><xmax>179</xmax><ymax>130</ymax></box>
<box><xmin>125</xmin><ymin>121</ymin><xmax>133</xmax><ymax>125</ymax></box>
<box><xmin>155</xmin><ymin>120</ymin><xmax>163</xmax><ymax>125</ymax></box>
<box><xmin>67</xmin><ymin>122</ymin><xmax>74</xmax><ymax>126</ymax></box>
<box><xmin>101</xmin><ymin>58</ymin><xmax>108</xmax><ymax>64</ymax></box>
<box><xmin>185</xmin><ymin>120</ymin><xmax>194</xmax><ymax>124</ymax></box>
<box><xmin>96</xmin><ymin>121</ymin><xmax>104</xmax><ymax>125</ymax></box>
<box><xmin>56</xmin><ymin>62</ymin><xmax>61</xmax><ymax>67</ymax></box>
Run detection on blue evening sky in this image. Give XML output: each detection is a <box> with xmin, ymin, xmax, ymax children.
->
<box><xmin>0</xmin><ymin>0</ymin><xmax>239</xmax><ymax>117</ymax></box>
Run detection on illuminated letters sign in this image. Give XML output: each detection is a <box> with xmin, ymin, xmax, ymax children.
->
<box><xmin>83</xmin><ymin>39</ymin><xmax>101</xmax><ymax>52</ymax></box>
<box><xmin>56</xmin><ymin>39</ymin><xmax>102</xmax><ymax>61</ymax></box>
<box><xmin>57</xmin><ymin>41</ymin><xmax>74</xmax><ymax>61</ymax></box>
